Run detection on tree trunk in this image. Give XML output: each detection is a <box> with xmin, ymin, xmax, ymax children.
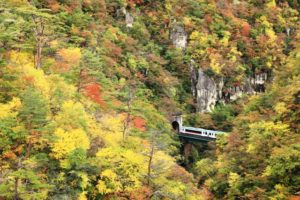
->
<box><xmin>122</xmin><ymin>88</ymin><xmax>133</xmax><ymax>140</ymax></box>
<box><xmin>147</xmin><ymin>144</ymin><xmax>154</xmax><ymax>185</ymax></box>
<box><xmin>35</xmin><ymin>41</ymin><xmax>42</xmax><ymax>69</ymax></box>
<box><xmin>32</xmin><ymin>16</ymin><xmax>46</xmax><ymax>69</ymax></box>
<box><xmin>77</xmin><ymin>69</ymin><xmax>84</xmax><ymax>93</ymax></box>
<box><xmin>122</xmin><ymin>112</ymin><xmax>130</xmax><ymax>140</ymax></box>
<box><xmin>13</xmin><ymin>178</ymin><xmax>19</xmax><ymax>200</ymax></box>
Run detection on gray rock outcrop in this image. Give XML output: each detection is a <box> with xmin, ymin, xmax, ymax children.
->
<box><xmin>125</xmin><ymin>12</ymin><xmax>134</xmax><ymax>28</ymax></box>
<box><xmin>190</xmin><ymin>61</ymin><xmax>269</xmax><ymax>112</ymax></box>
<box><xmin>116</xmin><ymin>7</ymin><xmax>134</xmax><ymax>28</ymax></box>
<box><xmin>196</xmin><ymin>69</ymin><xmax>218</xmax><ymax>112</ymax></box>
<box><xmin>170</xmin><ymin>25</ymin><xmax>187</xmax><ymax>49</ymax></box>
<box><xmin>190</xmin><ymin>62</ymin><xmax>218</xmax><ymax>113</ymax></box>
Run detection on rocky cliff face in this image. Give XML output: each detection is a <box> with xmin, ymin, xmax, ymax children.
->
<box><xmin>190</xmin><ymin>63</ymin><xmax>269</xmax><ymax>112</ymax></box>
<box><xmin>117</xmin><ymin>7</ymin><xmax>134</xmax><ymax>28</ymax></box>
<box><xmin>190</xmin><ymin>61</ymin><xmax>221</xmax><ymax>113</ymax></box>
<box><xmin>170</xmin><ymin>25</ymin><xmax>187</xmax><ymax>49</ymax></box>
<box><xmin>125</xmin><ymin>12</ymin><xmax>134</xmax><ymax>28</ymax></box>
<box><xmin>194</xmin><ymin>68</ymin><xmax>218</xmax><ymax>112</ymax></box>
<box><xmin>170</xmin><ymin>24</ymin><xmax>269</xmax><ymax>113</ymax></box>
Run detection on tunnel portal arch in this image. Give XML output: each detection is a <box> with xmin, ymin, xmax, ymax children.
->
<box><xmin>172</xmin><ymin>121</ymin><xmax>180</xmax><ymax>132</ymax></box>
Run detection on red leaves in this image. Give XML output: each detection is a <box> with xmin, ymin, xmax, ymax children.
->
<box><xmin>290</xmin><ymin>195</ymin><xmax>300</xmax><ymax>200</ymax></box>
<box><xmin>136</xmin><ymin>71</ymin><xmax>145</xmax><ymax>80</ymax></box>
<box><xmin>132</xmin><ymin>117</ymin><xmax>146</xmax><ymax>131</ymax></box>
<box><xmin>241</xmin><ymin>22</ymin><xmax>251</xmax><ymax>37</ymax></box>
<box><xmin>84</xmin><ymin>83</ymin><xmax>105</xmax><ymax>106</ymax></box>
<box><xmin>119</xmin><ymin>114</ymin><xmax>147</xmax><ymax>132</ymax></box>
<box><xmin>204</xmin><ymin>14</ymin><xmax>213</xmax><ymax>24</ymax></box>
<box><xmin>103</xmin><ymin>40</ymin><xmax>122</xmax><ymax>59</ymax></box>
<box><xmin>111</xmin><ymin>46</ymin><xmax>122</xmax><ymax>58</ymax></box>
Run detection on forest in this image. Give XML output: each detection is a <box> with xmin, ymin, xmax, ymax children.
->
<box><xmin>0</xmin><ymin>0</ymin><xmax>299</xmax><ymax>199</ymax></box>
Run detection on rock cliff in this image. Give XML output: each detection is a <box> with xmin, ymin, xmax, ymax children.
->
<box><xmin>170</xmin><ymin>25</ymin><xmax>187</xmax><ymax>49</ymax></box>
<box><xmin>190</xmin><ymin>63</ymin><xmax>269</xmax><ymax>112</ymax></box>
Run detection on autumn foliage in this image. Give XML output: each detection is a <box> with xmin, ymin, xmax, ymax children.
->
<box><xmin>0</xmin><ymin>0</ymin><xmax>299</xmax><ymax>199</ymax></box>
<box><xmin>84</xmin><ymin>83</ymin><xmax>104</xmax><ymax>106</ymax></box>
<box><xmin>132</xmin><ymin>117</ymin><xmax>146</xmax><ymax>131</ymax></box>
<box><xmin>241</xmin><ymin>22</ymin><xmax>251</xmax><ymax>37</ymax></box>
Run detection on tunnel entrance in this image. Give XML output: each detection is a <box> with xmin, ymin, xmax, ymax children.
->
<box><xmin>172</xmin><ymin>121</ymin><xmax>180</xmax><ymax>132</ymax></box>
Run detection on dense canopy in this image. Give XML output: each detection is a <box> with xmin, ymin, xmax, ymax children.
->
<box><xmin>0</xmin><ymin>0</ymin><xmax>299</xmax><ymax>199</ymax></box>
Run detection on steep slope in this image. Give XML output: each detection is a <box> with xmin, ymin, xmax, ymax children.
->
<box><xmin>195</xmin><ymin>42</ymin><xmax>300</xmax><ymax>199</ymax></box>
<box><xmin>0</xmin><ymin>0</ymin><xmax>201</xmax><ymax>199</ymax></box>
<box><xmin>0</xmin><ymin>0</ymin><xmax>299</xmax><ymax>199</ymax></box>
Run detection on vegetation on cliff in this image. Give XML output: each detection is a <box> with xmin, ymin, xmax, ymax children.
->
<box><xmin>0</xmin><ymin>0</ymin><xmax>299</xmax><ymax>199</ymax></box>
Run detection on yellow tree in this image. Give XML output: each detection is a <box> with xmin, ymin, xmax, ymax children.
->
<box><xmin>95</xmin><ymin>147</ymin><xmax>146</xmax><ymax>197</ymax></box>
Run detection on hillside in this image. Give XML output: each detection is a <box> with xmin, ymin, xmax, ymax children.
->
<box><xmin>0</xmin><ymin>0</ymin><xmax>299</xmax><ymax>199</ymax></box>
